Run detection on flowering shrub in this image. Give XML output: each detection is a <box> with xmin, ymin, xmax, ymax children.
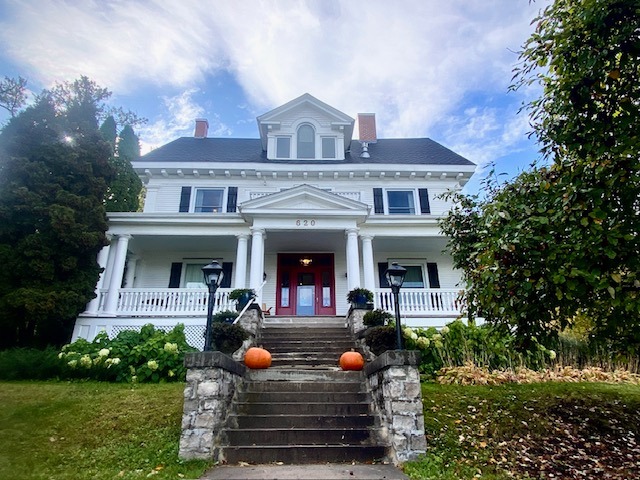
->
<box><xmin>59</xmin><ymin>324</ymin><xmax>196</xmax><ymax>383</ymax></box>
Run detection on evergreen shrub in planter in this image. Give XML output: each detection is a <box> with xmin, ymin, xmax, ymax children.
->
<box><xmin>229</xmin><ymin>289</ymin><xmax>256</xmax><ymax>311</ymax></box>
<box><xmin>363</xmin><ymin>309</ymin><xmax>393</xmax><ymax>327</ymax></box>
<box><xmin>212</xmin><ymin>309</ymin><xmax>238</xmax><ymax>324</ymax></box>
<box><xmin>208</xmin><ymin>323</ymin><xmax>249</xmax><ymax>354</ymax></box>
<box><xmin>346</xmin><ymin>288</ymin><xmax>374</xmax><ymax>309</ymax></box>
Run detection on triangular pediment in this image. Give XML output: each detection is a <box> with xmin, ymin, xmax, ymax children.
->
<box><xmin>238</xmin><ymin>184</ymin><xmax>369</xmax><ymax>221</ymax></box>
<box><xmin>256</xmin><ymin>93</ymin><xmax>355</xmax><ymax>150</ymax></box>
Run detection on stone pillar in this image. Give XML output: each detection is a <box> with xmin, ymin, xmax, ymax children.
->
<box><xmin>365</xmin><ymin>350</ymin><xmax>427</xmax><ymax>464</ymax></box>
<box><xmin>234</xmin><ymin>234</ymin><xmax>249</xmax><ymax>289</ymax></box>
<box><xmin>82</xmin><ymin>240</ymin><xmax>112</xmax><ymax>315</ymax></box>
<box><xmin>179</xmin><ymin>352</ymin><xmax>246</xmax><ymax>461</ymax></box>
<box><xmin>361</xmin><ymin>234</ymin><xmax>376</xmax><ymax>292</ymax></box>
<box><xmin>103</xmin><ymin>234</ymin><xmax>131</xmax><ymax>316</ymax></box>
<box><xmin>249</xmin><ymin>228</ymin><xmax>265</xmax><ymax>302</ymax></box>
<box><xmin>345</xmin><ymin>228</ymin><xmax>361</xmax><ymax>291</ymax></box>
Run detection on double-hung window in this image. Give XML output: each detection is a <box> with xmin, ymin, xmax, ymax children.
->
<box><xmin>386</xmin><ymin>190</ymin><xmax>416</xmax><ymax>214</ymax></box>
<box><xmin>297</xmin><ymin>124</ymin><xmax>315</xmax><ymax>158</ymax></box>
<box><xmin>276</xmin><ymin>137</ymin><xmax>291</xmax><ymax>158</ymax></box>
<box><xmin>194</xmin><ymin>188</ymin><xmax>224</xmax><ymax>213</ymax></box>
<box><xmin>321</xmin><ymin>137</ymin><xmax>336</xmax><ymax>159</ymax></box>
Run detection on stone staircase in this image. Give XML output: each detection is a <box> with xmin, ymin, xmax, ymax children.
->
<box><xmin>219</xmin><ymin>316</ymin><xmax>388</xmax><ymax>464</ymax></box>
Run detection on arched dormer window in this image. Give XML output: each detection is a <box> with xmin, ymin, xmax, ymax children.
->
<box><xmin>297</xmin><ymin>124</ymin><xmax>315</xmax><ymax>159</ymax></box>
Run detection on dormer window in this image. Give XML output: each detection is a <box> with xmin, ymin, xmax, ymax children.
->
<box><xmin>276</xmin><ymin>137</ymin><xmax>291</xmax><ymax>158</ymax></box>
<box><xmin>297</xmin><ymin>124</ymin><xmax>315</xmax><ymax>159</ymax></box>
<box><xmin>322</xmin><ymin>137</ymin><xmax>336</xmax><ymax>159</ymax></box>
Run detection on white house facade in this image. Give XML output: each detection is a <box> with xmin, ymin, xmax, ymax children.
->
<box><xmin>72</xmin><ymin>94</ymin><xmax>477</xmax><ymax>349</ymax></box>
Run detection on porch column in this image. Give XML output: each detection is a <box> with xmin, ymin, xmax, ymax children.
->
<box><xmin>249</xmin><ymin>228</ymin><xmax>265</xmax><ymax>301</ymax></box>
<box><xmin>123</xmin><ymin>255</ymin><xmax>138</xmax><ymax>288</ymax></box>
<box><xmin>345</xmin><ymin>228</ymin><xmax>361</xmax><ymax>290</ymax></box>
<box><xmin>361</xmin><ymin>234</ymin><xmax>376</xmax><ymax>291</ymax></box>
<box><xmin>234</xmin><ymin>234</ymin><xmax>249</xmax><ymax>289</ymax></box>
<box><xmin>103</xmin><ymin>234</ymin><xmax>131</xmax><ymax>316</ymax></box>
<box><xmin>82</xmin><ymin>239</ymin><xmax>112</xmax><ymax>315</ymax></box>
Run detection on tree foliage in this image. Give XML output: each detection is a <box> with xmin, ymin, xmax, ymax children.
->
<box><xmin>0</xmin><ymin>76</ymin><xmax>27</xmax><ymax>117</ymax></box>
<box><xmin>102</xmin><ymin>120</ymin><xmax>142</xmax><ymax>212</ymax></box>
<box><xmin>441</xmin><ymin>0</ymin><xmax>640</xmax><ymax>352</ymax></box>
<box><xmin>0</xmin><ymin>82</ymin><xmax>114</xmax><ymax>348</ymax></box>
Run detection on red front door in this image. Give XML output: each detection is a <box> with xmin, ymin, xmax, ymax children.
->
<box><xmin>276</xmin><ymin>253</ymin><xmax>335</xmax><ymax>316</ymax></box>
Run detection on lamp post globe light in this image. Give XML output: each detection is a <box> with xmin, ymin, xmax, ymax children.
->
<box><xmin>202</xmin><ymin>260</ymin><xmax>224</xmax><ymax>351</ymax></box>
<box><xmin>385</xmin><ymin>262</ymin><xmax>407</xmax><ymax>350</ymax></box>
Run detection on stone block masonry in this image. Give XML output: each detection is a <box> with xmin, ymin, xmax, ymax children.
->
<box><xmin>179</xmin><ymin>351</ymin><xmax>245</xmax><ymax>460</ymax></box>
<box><xmin>364</xmin><ymin>350</ymin><xmax>426</xmax><ymax>463</ymax></box>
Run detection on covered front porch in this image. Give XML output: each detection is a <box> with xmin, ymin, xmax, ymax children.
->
<box><xmin>73</xmin><ymin>285</ymin><xmax>464</xmax><ymax>350</ymax></box>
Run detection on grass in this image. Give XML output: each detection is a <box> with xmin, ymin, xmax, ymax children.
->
<box><xmin>403</xmin><ymin>381</ymin><xmax>640</xmax><ymax>479</ymax></box>
<box><xmin>0</xmin><ymin>381</ymin><xmax>211</xmax><ymax>480</ymax></box>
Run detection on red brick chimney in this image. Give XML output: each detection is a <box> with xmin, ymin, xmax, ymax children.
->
<box><xmin>358</xmin><ymin>113</ymin><xmax>377</xmax><ymax>143</ymax></box>
<box><xmin>194</xmin><ymin>118</ymin><xmax>209</xmax><ymax>138</ymax></box>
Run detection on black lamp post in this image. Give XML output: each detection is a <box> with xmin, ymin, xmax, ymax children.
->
<box><xmin>385</xmin><ymin>262</ymin><xmax>407</xmax><ymax>350</ymax></box>
<box><xmin>202</xmin><ymin>260</ymin><xmax>224</xmax><ymax>351</ymax></box>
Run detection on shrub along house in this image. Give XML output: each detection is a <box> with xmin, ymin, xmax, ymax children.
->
<box><xmin>72</xmin><ymin>94</ymin><xmax>476</xmax><ymax>349</ymax></box>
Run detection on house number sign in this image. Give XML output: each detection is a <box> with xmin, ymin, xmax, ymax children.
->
<box><xmin>295</xmin><ymin>219</ymin><xmax>317</xmax><ymax>227</ymax></box>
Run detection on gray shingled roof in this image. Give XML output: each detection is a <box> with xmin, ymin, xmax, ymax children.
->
<box><xmin>139</xmin><ymin>137</ymin><xmax>474</xmax><ymax>166</ymax></box>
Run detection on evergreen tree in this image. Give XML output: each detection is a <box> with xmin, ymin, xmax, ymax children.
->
<box><xmin>103</xmin><ymin>124</ymin><xmax>142</xmax><ymax>212</ymax></box>
<box><xmin>0</xmin><ymin>89</ymin><xmax>113</xmax><ymax>348</ymax></box>
<box><xmin>99</xmin><ymin>115</ymin><xmax>117</xmax><ymax>151</ymax></box>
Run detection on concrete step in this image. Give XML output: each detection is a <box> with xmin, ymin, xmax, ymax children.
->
<box><xmin>245</xmin><ymin>368</ymin><xmax>364</xmax><ymax>382</ymax></box>
<box><xmin>242</xmin><ymin>380</ymin><xmax>364</xmax><ymax>393</ymax></box>
<box><xmin>228</xmin><ymin>414</ymin><xmax>375</xmax><ymax>429</ymax></box>
<box><xmin>222</xmin><ymin>444</ymin><xmax>388</xmax><ymax>464</ymax></box>
<box><xmin>225</xmin><ymin>427</ymin><xmax>375</xmax><ymax>445</ymax></box>
<box><xmin>236</xmin><ymin>401</ymin><xmax>371</xmax><ymax>416</ymax></box>
<box><xmin>262</xmin><ymin>316</ymin><xmax>346</xmax><ymax>327</ymax></box>
<box><xmin>238</xmin><ymin>391</ymin><xmax>369</xmax><ymax>403</ymax></box>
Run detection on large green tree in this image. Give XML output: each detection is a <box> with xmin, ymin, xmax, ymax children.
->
<box><xmin>441</xmin><ymin>0</ymin><xmax>640</xmax><ymax>351</ymax></box>
<box><xmin>103</xmin><ymin>123</ymin><xmax>142</xmax><ymax>212</ymax></box>
<box><xmin>0</xmin><ymin>82</ymin><xmax>114</xmax><ymax>348</ymax></box>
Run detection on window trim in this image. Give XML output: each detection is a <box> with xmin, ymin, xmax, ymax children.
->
<box><xmin>192</xmin><ymin>187</ymin><xmax>226</xmax><ymax>213</ymax></box>
<box><xmin>385</xmin><ymin>189</ymin><xmax>417</xmax><ymax>215</ymax></box>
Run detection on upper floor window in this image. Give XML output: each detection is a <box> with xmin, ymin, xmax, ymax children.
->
<box><xmin>322</xmin><ymin>137</ymin><xmax>336</xmax><ymax>159</ymax></box>
<box><xmin>373</xmin><ymin>188</ymin><xmax>431</xmax><ymax>215</ymax></box>
<box><xmin>387</xmin><ymin>190</ymin><xmax>416</xmax><ymax>214</ymax></box>
<box><xmin>194</xmin><ymin>188</ymin><xmax>224</xmax><ymax>212</ymax></box>
<box><xmin>276</xmin><ymin>137</ymin><xmax>291</xmax><ymax>158</ymax></box>
<box><xmin>297</xmin><ymin>124</ymin><xmax>315</xmax><ymax>159</ymax></box>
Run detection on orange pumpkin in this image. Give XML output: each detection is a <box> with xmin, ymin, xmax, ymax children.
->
<box><xmin>244</xmin><ymin>346</ymin><xmax>272</xmax><ymax>369</ymax></box>
<box><xmin>339</xmin><ymin>350</ymin><xmax>365</xmax><ymax>371</ymax></box>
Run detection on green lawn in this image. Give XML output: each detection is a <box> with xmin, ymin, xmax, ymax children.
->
<box><xmin>404</xmin><ymin>381</ymin><xmax>640</xmax><ymax>479</ymax></box>
<box><xmin>0</xmin><ymin>382</ymin><xmax>210</xmax><ymax>480</ymax></box>
<box><xmin>2</xmin><ymin>380</ymin><xmax>639</xmax><ymax>480</ymax></box>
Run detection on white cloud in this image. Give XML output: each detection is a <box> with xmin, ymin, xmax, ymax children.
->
<box><xmin>139</xmin><ymin>89</ymin><xmax>231</xmax><ymax>153</ymax></box>
<box><xmin>0</xmin><ymin>0</ymin><xmax>550</xmax><ymax>158</ymax></box>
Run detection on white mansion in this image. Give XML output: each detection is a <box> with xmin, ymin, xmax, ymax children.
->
<box><xmin>72</xmin><ymin>94</ymin><xmax>477</xmax><ymax>349</ymax></box>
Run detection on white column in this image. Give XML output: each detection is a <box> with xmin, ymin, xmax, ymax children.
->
<box><xmin>82</xmin><ymin>240</ymin><xmax>112</xmax><ymax>315</ymax></box>
<box><xmin>103</xmin><ymin>234</ymin><xmax>131</xmax><ymax>316</ymax></box>
<box><xmin>249</xmin><ymin>228</ymin><xmax>265</xmax><ymax>298</ymax></box>
<box><xmin>124</xmin><ymin>255</ymin><xmax>138</xmax><ymax>288</ymax></box>
<box><xmin>361</xmin><ymin>234</ymin><xmax>376</xmax><ymax>291</ymax></box>
<box><xmin>345</xmin><ymin>228</ymin><xmax>361</xmax><ymax>290</ymax></box>
<box><xmin>234</xmin><ymin>234</ymin><xmax>249</xmax><ymax>288</ymax></box>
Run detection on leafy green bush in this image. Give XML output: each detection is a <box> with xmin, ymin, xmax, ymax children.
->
<box><xmin>208</xmin><ymin>323</ymin><xmax>249</xmax><ymax>354</ymax></box>
<box><xmin>212</xmin><ymin>309</ymin><xmax>238</xmax><ymax>323</ymax></box>
<box><xmin>0</xmin><ymin>347</ymin><xmax>65</xmax><ymax>380</ymax></box>
<box><xmin>59</xmin><ymin>324</ymin><xmax>196</xmax><ymax>383</ymax></box>
<box><xmin>364</xmin><ymin>326</ymin><xmax>397</xmax><ymax>355</ymax></box>
<box><xmin>363</xmin><ymin>309</ymin><xmax>393</xmax><ymax>327</ymax></box>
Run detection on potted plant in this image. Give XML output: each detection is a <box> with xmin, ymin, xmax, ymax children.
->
<box><xmin>207</xmin><ymin>323</ymin><xmax>249</xmax><ymax>354</ymax></box>
<box><xmin>346</xmin><ymin>287</ymin><xmax>374</xmax><ymax>309</ymax></box>
<box><xmin>212</xmin><ymin>309</ymin><xmax>238</xmax><ymax>324</ymax></box>
<box><xmin>229</xmin><ymin>288</ymin><xmax>256</xmax><ymax>311</ymax></box>
<box><xmin>363</xmin><ymin>308</ymin><xmax>393</xmax><ymax>327</ymax></box>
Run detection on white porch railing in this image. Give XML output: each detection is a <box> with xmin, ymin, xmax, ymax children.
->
<box><xmin>96</xmin><ymin>288</ymin><xmax>234</xmax><ymax>316</ymax></box>
<box><xmin>373</xmin><ymin>288</ymin><xmax>464</xmax><ymax>316</ymax></box>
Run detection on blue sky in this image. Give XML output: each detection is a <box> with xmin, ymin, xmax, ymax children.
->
<box><xmin>0</xmin><ymin>0</ymin><xmax>551</xmax><ymax>194</ymax></box>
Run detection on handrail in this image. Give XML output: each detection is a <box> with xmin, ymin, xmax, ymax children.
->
<box><xmin>233</xmin><ymin>280</ymin><xmax>267</xmax><ymax>324</ymax></box>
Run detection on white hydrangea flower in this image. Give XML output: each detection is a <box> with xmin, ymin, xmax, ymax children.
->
<box><xmin>67</xmin><ymin>359</ymin><xmax>78</xmax><ymax>368</ymax></box>
<box><xmin>79</xmin><ymin>355</ymin><xmax>92</xmax><ymax>368</ymax></box>
<box><xmin>164</xmin><ymin>342</ymin><xmax>178</xmax><ymax>354</ymax></box>
<box><xmin>98</xmin><ymin>348</ymin><xmax>110</xmax><ymax>357</ymax></box>
<box><xmin>441</xmin><ymin>326</ymin><xmax>450</xmax><ymax>335</ymax></box>
<box><xmin>147</xmin><ymin>360</ymin><xmax>159</xmax><ymax>371</ymax></box>
<box><xmin>417</xmin><ymin>337</ymin><xmax>430</xmax><ymax>349</ymax></box>
<box><xmin>548</xmin><ymin>350</ymin><xmax>557</xmax><ymax>360</ymax></box>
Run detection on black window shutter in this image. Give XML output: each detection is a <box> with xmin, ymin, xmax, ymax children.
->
<box><xmin>168</xmin><ymin>263</ymin><xmax>183</xmax><ymax>288</ymax></box>
<box><xmin>221</xmin><ymin>262</ymin><xmax>233</xmax><ymax>288</ymax></box>
<box><xmin>373</xmin><ymin>188</ymin><xmax>384</xmax><ymax>214</ymax></box>
<box><xmin>378</xmin><ymin>262</ymin><xmax>390</xmax><ymax>288</ymax></box>
<box><xmin>226</xmin><ymin>187</ymin><xmax>238</xmax><ymax>212</ymax></box>
<box><xmin>419</xmin><ymin>188</ymin><xmax>431</xmax><ymax>214</ymax></box>
<box><xmin>179</xmin><ymin>187</ymin><xmax>191</xmax><ymax>212</ymax></box>
<box><xmin>427</xmin><ymin>262</ymin><xmax>440</xmax><ymax>288</ymax></box>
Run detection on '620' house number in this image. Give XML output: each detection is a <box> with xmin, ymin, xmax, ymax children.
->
<box><xmin>295</xmin><ymin>219</ymin><xmax>316</xmax><ymax>227</ymax></box>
